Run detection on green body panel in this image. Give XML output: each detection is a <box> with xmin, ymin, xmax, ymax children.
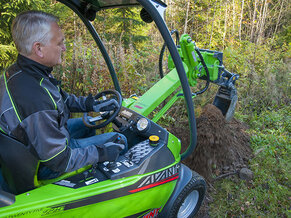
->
<box><xmin>0</xmin><ymin>162</ymin><xmax>179</xmax><ymax>217</ymax></box>
<box><xmin>47</xmin><ymin>181</ymin><xmax>175</xmax><ymax>218</ymax></box>
<box><xmin>167</xmin><ymin>133</ymin><xmax>181</xmax><ymax>162</ymax></box>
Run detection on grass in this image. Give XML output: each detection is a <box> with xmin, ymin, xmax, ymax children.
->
<box><xmin>209</xmin><ymin>106</ymin><xmax>291</xmax><ymax>217</ymax></box>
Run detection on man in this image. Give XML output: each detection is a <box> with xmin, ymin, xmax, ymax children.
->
<box><xmin>0</xmin><ymin>11</ymin><xmax>127</xmax><ymax>181</ymax></box>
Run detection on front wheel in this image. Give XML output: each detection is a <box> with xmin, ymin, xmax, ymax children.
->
<box><xmin>168</xmin><ymin>171</ymin><xmax>206</xmax><ymax>218</ymax></box>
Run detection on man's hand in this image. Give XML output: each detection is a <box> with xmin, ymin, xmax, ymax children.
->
<box><xmin>96</xmin><ymin>142</ymin><xmax>125</xmax><ymax>162</ymax></box>
<box><xmin>93</xmin><ymin>99</ymin><xmax>119</xmax><ymax>112</ymax></box>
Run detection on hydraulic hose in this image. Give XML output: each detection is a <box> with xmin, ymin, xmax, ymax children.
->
<box><xmin>159</xmin><ymin>33</ymin><xmax>210</xmax><ymax>96</ymax></box>
<box><xmin>158</xmin><ymin>44</ymin><xmax>166</xmax><ymax>78</ymax></box>
<box><xmin>192</xmin><ymin>47</ymin><xmax>210</xmax><ymax>96</ymax></box>
<box><xmin>159</xmin><ymin>29</ymin><xmax>180</xmax><ymax>79</ymax></box>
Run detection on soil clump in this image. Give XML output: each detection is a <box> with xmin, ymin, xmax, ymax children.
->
<box><xmin>169</xmin><ymin>104</ymin><xmax>253</xmax><ymax>217</ymax></box>
<box><xmin>171</xmin><ymin>104</ymin><xmax>252</xmax><ymax>181</ymax></box>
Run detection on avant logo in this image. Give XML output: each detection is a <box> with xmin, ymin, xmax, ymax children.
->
<box><xmin>138</xmin><ymin>164</ymin><xmax>180</xmax><ymax>188</ymax></box>
<box><xmin>142</xmin><ymin>207</ymin><xmax>161</xmax><ymax>218</ymax></box>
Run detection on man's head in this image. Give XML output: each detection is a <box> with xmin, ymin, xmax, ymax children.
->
<box><xmin>12</xmin><ymin>11</ymin><xmax>66</xmax><ymax>67</ymax></box>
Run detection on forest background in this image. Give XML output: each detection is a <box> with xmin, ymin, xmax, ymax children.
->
<box><xmin>0</xmin><ymin>0</ymin><xmax>290</xmax><ymax>217</ymax></box>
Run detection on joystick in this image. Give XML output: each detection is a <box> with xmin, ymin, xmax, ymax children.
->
<box><xmin>128</xmin><ymin>152</ymin><xmax>134</xmax><ymax>161</ymax></box>
<box><xmin>107</xmin><ymin>162</ymin><xmax>117</xmax><ymax>169</ymax></box>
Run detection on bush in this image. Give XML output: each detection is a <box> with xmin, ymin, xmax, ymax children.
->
<box><xmin>223</xmin><ymin>41</ymin><xmax>290</xmax><ymax>116</ymax></box>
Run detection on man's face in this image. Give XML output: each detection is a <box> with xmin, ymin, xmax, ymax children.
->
<box><xmin>41</xmin><ymin>22</ymin><xmax>66</xmax><ymax>67</ymax></box>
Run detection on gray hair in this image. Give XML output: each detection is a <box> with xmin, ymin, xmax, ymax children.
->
<box><xmin>12</xmin><ymin>11</ymin><xmax>59</xmax><ymax>56</ymax></box>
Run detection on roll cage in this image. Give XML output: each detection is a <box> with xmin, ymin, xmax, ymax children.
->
<box><xmin>58</xmin><ymin>0</ymin><xmax>197</xmax><ymax>160</ymax></box>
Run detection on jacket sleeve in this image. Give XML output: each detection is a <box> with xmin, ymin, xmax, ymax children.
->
<box><xmin>61</xmin><ymin>89</ymin><xmax>94</xmax><ymax>112</ymax></box>
<box><xmin>20</xmin><ymin>110</ymin><xmax>99</xmax><ymax>173</ymax></box>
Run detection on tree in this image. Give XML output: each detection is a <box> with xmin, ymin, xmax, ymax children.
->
<box><xmin>0</xmin><ymin>0</ymin><xmax>70</xmax><ymax>70</ymax></box>
<box><xmin>0</xmin><ymin>0</ymin><xmax>33</xmax><ymax>70</ymax></box>
<box><xmin>95</xmin><ymin>8</ymin><xmax>149</xmax><ymax>53</ymax></box>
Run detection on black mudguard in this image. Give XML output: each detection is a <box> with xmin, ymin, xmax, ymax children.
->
<box><xmin>159</xmin><ymin>164</ymin><xmax>193</xmax><ymax>217</ymax></box>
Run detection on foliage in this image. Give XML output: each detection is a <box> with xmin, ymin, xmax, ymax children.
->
<box><xmin>53</xmin><ymin>36</ymin><xmax>150</xmax><ymax>97</ymax></box>
<box><xmin>223</xmin><ymin>40</ymin><xmax>290</xmax><ymax>116</ymax></box>
<box><xmin>210</xmin><ymin>106</ymin><xmax>291</xmax><ymax>217</ymax></box>
<box><xmin>48</xmin><ymin>6</ymin><xmax>154</xmax><ymax>97</ymax></box>
<box><xmin>0</xmin><ymin>0</ymin><xmax>32</xmax><ymax>70</ymax></box>
<box><xmin>95</xmin><ymin>8</ymin><xmax>149</xmax><ymax>53</ymax></box>
<box><xmin>0</xmin><ymin>0</ymin><xmax>71</xmax><ymax>71</ymax></box>
<box><xmin>166</xmin><ymin>0</ymin><xmax>291</xmax><ymax>49</ymax></box>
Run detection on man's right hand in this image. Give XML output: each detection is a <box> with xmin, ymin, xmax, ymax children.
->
<box><xmin>96</xmin><ymin>142</ymin><xmax>125</xmax><ymax>162</ymax></box>
<box><xmin>93</xmin><ymin>99</ymin><xmax>119</xmax><ymax>112</ymax></box>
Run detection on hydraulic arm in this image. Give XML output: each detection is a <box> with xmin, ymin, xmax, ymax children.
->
<box><xmin>171</xmin><ymin>34</ymin><xmax>239</xmax><ymax>120</ymax></box>
<box><xmin>126</xmin><ymin>33</ymin><xmax>239</xmax><ymax>122</ymax></box>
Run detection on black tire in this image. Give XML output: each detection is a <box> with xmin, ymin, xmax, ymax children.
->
<box><xmin>168</xmin><ymin>171</ymin><xmax>206</xmax><ymax>218</ymax></box>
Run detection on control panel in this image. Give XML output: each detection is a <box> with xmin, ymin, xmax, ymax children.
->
<box><xmin>55</xmin><ymin>107</ymin><xmax>174</xmax><ymax>188</ymax></box>
<box><xmin>99</xmin><ymin>139</ymin><xmax>158</xmax><ymax>180</ymax></box>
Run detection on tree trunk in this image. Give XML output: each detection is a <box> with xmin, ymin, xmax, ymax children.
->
<box><xmin>209</xmin><ymin>0</ymin><xmax>218</xmax><ymax>47</ymax></box>
<box><xmin>250</xmin><ymin>0</ymin><xmax>257</xmax><ymax>42</ymax></box>
<box><xmin>205</xmin><ymin>9</ymin><xmax>210</xmax><ymax>43</ymax></box>
<box><xmin>71</xmin><ymin>14</ymin><xmax>77</xmax><ymax>93</ymax></box>
<box><xmin>273</xmin><ymin>0</ymin><xmax>285</xmax><ymax>37</ymax></box>
<box><xmin>232</xmin><ymin>0</ymin><xmax>236</xmax><ymax>34</ymax></box>
<box><xmin>122</xmin><ymin>9</ymin><xmax>128</xmax><ymax>54</ymax></box>
<box><xmin>183</xmin><ymin>0</ymin><xmax>190</xmax><ymax>34</ymax></box>
<box><xmin>257</xmin><ymin>0</ymin><xmax>268</xmax><ymax>44</ymax></box>
<box><xmin>255</xmin><ymin>0</ymin><xmax>264</xmax><ymax>42</ymax></box>
<box><xmin>223</xmin><ymin>4</ymin><xmax>229</xmax><ymax>48</ymax></box>
<box><xmin>168</xmin><ymin>0</ymin><xmax>174</xmax><ymax>30</ymax></box>
<box><xmin>239</xmin><ymin>0</ymin><xmax>245</xmax><ymax>40</ymax></box>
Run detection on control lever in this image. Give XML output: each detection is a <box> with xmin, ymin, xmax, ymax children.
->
<box><xmin>129</xmin><ymin>152</ymin><xmax>133</xmax><ymax>161</ymax></box>
<box><xmin>107</xmin><ymin>162</ymin><xmax>117</xmax><ymax>169</ymax></box>
<box><xmin>119</xmin><ymin>120</ymin><xmax>135</xmax><ymax>132</ymax></box>
<box><xmin>112</xmin><ymin>118</ymin><xmax>122</xmax><ymax>128</ymax></box>
<box><xmin>104</xmin><ymin>135</ymin><xmax>125</xmax><ymax>170</ymax></box>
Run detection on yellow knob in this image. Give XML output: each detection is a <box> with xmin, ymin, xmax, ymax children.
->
<box><xmin>149</xmin><ymin>135</ymin><xmax>159</xmax><ymax>146</ymax></box>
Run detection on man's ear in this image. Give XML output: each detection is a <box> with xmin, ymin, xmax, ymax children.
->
<box><xmin>32</xmin><ymin>42</ymin><xmax>44</xmax><ymax>58</ymax></box>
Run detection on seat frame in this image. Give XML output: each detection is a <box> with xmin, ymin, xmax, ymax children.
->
<box><xmin>0</xmin><ymin>132</ymin><xmax>38</xmax><ymax>194</ymax></box>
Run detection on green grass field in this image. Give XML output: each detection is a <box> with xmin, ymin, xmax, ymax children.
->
<box><xmin>210</xmin><ymin>106</ymin><xmax>291</xmax><ymax>217</ymax></box>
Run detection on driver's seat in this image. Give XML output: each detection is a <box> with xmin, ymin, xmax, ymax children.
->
<box><xmin>0</xmin><ymin>132</ymin><xmax>91</xmax><ymax>195</ymax></box>
<box><xmin>0</xmin><ymin>131</ymin><xmax>38</xmax><ymax>194</ymax></box>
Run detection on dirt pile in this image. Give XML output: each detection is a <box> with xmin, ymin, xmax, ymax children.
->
<box><xmin>171</xmin><ymin>104</ymin><xmax>252</xmax><ymax>181</ymax></box>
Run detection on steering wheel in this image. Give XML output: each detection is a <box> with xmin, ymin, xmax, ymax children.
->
<box><xmin>82</xmin><ymin>89</ymin><xmax>122</xmax><ymax>129</ymax></box>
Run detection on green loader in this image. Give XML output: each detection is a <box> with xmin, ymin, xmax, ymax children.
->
<box><xmin>0</xmin><ymin>0</ymin><xmax>238</xmax><ymax>217</ymax></box>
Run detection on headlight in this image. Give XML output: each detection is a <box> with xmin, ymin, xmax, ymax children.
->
<box><xmin>136</xmin><ymin>118</ymin><xmax>149</xmax><ymax>131</ymax></box>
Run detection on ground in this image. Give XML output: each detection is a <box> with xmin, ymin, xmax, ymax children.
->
<box><xmin>169</xmin><ymin>104</ymin><xmax>253</xmax><ymax>217</ymax></box>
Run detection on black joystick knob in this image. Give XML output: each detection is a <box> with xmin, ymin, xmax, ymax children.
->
<box><xmin>107</xmin><ymin>162</ymin><xmax>117</xmax><ymax>169</ymax></box>
<box><xmin>129</xmin><ymin>152</ymin><xmax>134</xmax><ymax>161</ymax></box>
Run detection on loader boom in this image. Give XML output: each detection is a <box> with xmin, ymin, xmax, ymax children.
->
<box><xmin>124</xmin><ymin>33</ymin><xmax>239</xmax><ymax>122</ymax></box>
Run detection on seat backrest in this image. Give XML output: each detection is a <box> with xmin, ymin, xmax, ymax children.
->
<box><xmin>0</xmin><ymin>132</ymin><xmax>38</xmax><ymax>194</ymax></box>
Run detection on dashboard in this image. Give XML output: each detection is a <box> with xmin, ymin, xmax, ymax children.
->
<box><xmin>55</xmin><ymin>107</ymin><xmax>175</xmax><ymax>188</ymax></box>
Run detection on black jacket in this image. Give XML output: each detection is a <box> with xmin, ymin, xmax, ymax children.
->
<box><xmin>0</xmin><ymin>55</ymin><xmax>99</xmax><ymax>174</ymax></box>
